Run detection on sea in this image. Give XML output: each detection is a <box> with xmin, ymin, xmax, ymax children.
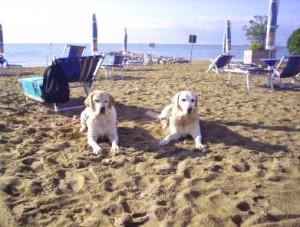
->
<box><xmin>2</xmin><ymin>43</ymin><xmax>289</xmax><ymax>67</ymax></box>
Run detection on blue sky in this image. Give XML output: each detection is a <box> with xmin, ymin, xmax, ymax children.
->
<box><xmin>0</xmin><ymin>0</ymin><xmax>299</xmax><ymax>45</ymax></box>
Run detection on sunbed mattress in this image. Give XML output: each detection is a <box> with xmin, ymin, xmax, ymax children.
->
<box><xmin>18</xmin><ymin>76</ymin><xmax>44</xmax><ymax>102</ymax></box>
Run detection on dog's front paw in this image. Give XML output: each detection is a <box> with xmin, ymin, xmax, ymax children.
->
<box><xmin>159</xmin><ymin>139</ymin><xmax>169</xmax><ymax>146</ymax></box>
<box><xmin>111</xmin><ymin>144</ymin><xmax>120</xmax><ymax>154</ymax></box>
<box><xmin>93</xmin><ymin>147</ymin><xmax>103</xmax><ymax>155</ymax></box>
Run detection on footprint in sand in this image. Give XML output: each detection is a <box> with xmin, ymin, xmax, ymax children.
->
<box><xmin>22</xmin><ymin>157</ymin><xmax>36</xmax><ymax>165</ymax></box>
<box><xmin>231</xmin><ymin>214</ymin><xmax>243</xmax><ymax>226</ymax></box>
<box><xmin>75</xmin><ymin>160</ymin><xmax>90</xmax><ymax>169</ymax></box>
<box><xmin>210</xmin><ymin>165</ymin><xmax>223</xmax><ymax>173</ymax></box>
<box><xmin>154</xmin><ymin>206</ymin><xmax>168</xmax><ymax>221</ymax></box>
<box><xmin>110</xmin><ymin>156</ymin><xmax>128</xmax><ymax>169</ymax></box>
<box><xmin>29</xmin><ymin>181</ymin><xmax>43</xmax><ymax>196</ymax></box>
<box><xmin>236</xmin><ymin>201</ymin><xmax>251</xmax><ymax>212</ymax></box>
<box><xmin>213</xmin><ymin>155</ymin><xmax>223</xmax><ymax>162</ymax></box>
<box><xmin>102</xmin><ymin>203</ymin><xmax>124</xmax><ymax>217</ymax></box>
<box><xmin>153</xmin><ymin>163</ymin><xmax>175</xmax><ymax>175</ymax></box>
<box><xmin>114</xmin><ymin>212</ymin><xmax>149</xmax><ymax>227</ymax></box>
<box><xmin>25</xmin><ymin>127</ymin><xmax>37</xmax><ymax>135</ymax></box>
<box><xmin>103</xmin><ymin>178</ymin><xmax>114</xmax><ymax>192</ymax></box>
<box><xmin>232</xmin><ymin>160</ymin><xmax>250</xmax><ymax>172</ymax></box>
<box><xmin>54</xmin><ymin>173</ymin><xmax>86</xmax><ymax>194</ymax></box>
<box><xmin>1</xmin><ymin>177</ymin><xmax>23</xmax><ymax>197</ymax></box>
<box><xmin>176</xmin><ymin>160</ymin><xmax>191</xmax><ymax>178</ymax></box>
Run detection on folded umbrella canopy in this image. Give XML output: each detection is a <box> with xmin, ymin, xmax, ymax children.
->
<box><xmin>123</xmin><ymin>28</ymin><xmax>128</xmax><ymax>54</ymax></box>
<box><xmin>225</xmin><ymin>20</ymin><xmax>231</xmax><ymax>54</ymax></box>
<box><xmin>0</xmin><ymin>24</ymin><xmax>3</xmax><ymax>54</ymax></box>
<box><xmin>222</xmin><ymin>31</ymin><xmax>226</xmax><ymax>53</ymax></box>
<box><xmin>92</xmin><ymin>14</ymin><xmax>98</xmax><ymax>55</ymax></box>
<box><xmin>265</xmin><ymin>0</ymin><xmax>279</xmax><ymax>51</ymax></box>
<box><xmin>0</xmin><ymin>24</ymin><xmax>8</xmax><ymax>67</ymax></box>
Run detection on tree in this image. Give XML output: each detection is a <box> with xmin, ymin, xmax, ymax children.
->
<box><xmin>243</xmin><ymin>15</ymin><xmax>268</xmax><ymax>50</ymax></box>
<box><xmin>287</xmin><ymin>28</ymin><xmax>300</xmax><ymax>55</ymax></box>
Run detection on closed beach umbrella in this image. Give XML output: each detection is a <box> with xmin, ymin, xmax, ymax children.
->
<box><xmin>265</xmin><ymin>0</ymin><xmax>279</xmax><ymax>50</ymax></box>
<box><xmin>92</xmin><ymin>13</ymin><xmax>98</xmax><ymax>55</ymax></box>
<box><xmin>0</xmin><ymin>24</ymin><xmax>4</xmax><ymax>54</ymax></box>
<box><xmin>222</xmin><ymin>31</ymin><xmax>226</xmax><ymax>53</ymax></box>
<box><xmin>225</xmin><ymin>20</ymin><xmax>231</xmax><ymax>53</ymax></box>
<box><xmin>123</xmin><ymin>28</ymin><xmax>128</xmax><ymax>54</ymax></box>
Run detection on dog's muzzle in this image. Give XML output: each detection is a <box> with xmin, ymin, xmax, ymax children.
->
<box><xmin>100</xmin><ymin>107</ymin><xmax>106</xmax><ymax>114</ymax></box>
<box><xmin>187</xmin><ymin>107</ymin><xmax>193</xmax><ymax>114</ymax></box>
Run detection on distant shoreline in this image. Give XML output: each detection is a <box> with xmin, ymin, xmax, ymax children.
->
<box><xmin>2</xmin><ymin>43</ymin><xmax>289</xmax><ymax>67</ymax></box>
<box><xmin>5</xmin><ymin>43</ymin><xmax>288</xmax><ymax>48</ymax></box>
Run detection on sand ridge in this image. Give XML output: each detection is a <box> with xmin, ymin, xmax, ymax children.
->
<box><xmin>0</xmin><ymin>62</ymin><xmax>300</xmax><ymax>226</ymax></box>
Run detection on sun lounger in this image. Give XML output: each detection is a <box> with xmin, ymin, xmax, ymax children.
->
<box><xmin>19</xmin><ymin>55</ymin><xmax>103</xmax><ymax>111</ymax></box>
<box><xmin>224</xmin><ymin>64</ymin><xmax>268</xmax><ymax>90</ymax></box>
<box><xmin>101</xmin><ymin>54</ymin><xmax>126</xmax><ymax>79</ymax></box>
<box><xmin>207</xmin><ymin>54</ymin><xmax>234</xmax><ymax>74</ymax></box>
<box><xmin>270</xmin><ymin>55</ymin><xmax>300</xmax><ymax>89</ymax></box>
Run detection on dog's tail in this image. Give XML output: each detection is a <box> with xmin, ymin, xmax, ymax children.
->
<box><xmin>145</xmin><ymin>111</ymin><xmax>160</xmax><ymax>120</ymax></box>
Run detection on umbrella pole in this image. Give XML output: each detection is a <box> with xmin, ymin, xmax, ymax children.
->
<box><xmin>190</xmin><ymin>43</ymin><xmax>194</xmax><ymax>63</ymax></box>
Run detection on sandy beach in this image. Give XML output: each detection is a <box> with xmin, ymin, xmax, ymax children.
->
<box><xmin>0</xmin><ymin>62</ymin><xmax>300</xmax><ymax>226</ymax></box>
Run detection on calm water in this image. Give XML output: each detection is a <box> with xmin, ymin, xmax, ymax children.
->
<box><xmin>2</xmin><ymin>43</ymin><xmax>289</xmax><ymax>67</ymax></box>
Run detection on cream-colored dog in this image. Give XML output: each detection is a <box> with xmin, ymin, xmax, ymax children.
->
<box><xmin>80</xmin><ymin>90</ymin><xmax>119</xmax><ymax>155</ymax></box>
<box><xmin>147</xmin><ymin>91</ymin><xmax>205</xmax><ymax>150</ymax></box>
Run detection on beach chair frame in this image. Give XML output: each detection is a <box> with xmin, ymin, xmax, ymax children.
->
<box><xmin>270</xmin><ymin>56</ymin><xmax>300</xmax><ymax>89</ymax></box>
<box><xmin>101</xmin><ymin>54</ymin><xmax>126</xmax><ymax>79</ymax></box>
<box><xmin>224</xmin><ymin>65</ymin><xmax>268</xmax><ymax>90</ymax></box>
<box><xmin>207</xmin><ymin>54</ymin><xmax>233</xmax><ymax>74</ymax></box>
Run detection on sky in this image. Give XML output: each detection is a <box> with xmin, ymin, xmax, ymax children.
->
<box><xmin>0</xmin><ymin>0</ymin><xmax>299</xmax><ymax>45</ymax></box>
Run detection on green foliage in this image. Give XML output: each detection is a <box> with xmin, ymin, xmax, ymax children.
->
<box><xmin>287</xmin><ymin>28</ymin><xmax>300</xmax><ymax>55</ymax></box>
<box><xmin>243</xmin><ymin>15</ymin><xmax>267</xmax><ymax>49</ymax></box>
<box><xmin>248</xmin><ymin>42</ymin><xmax>264</xmax><ymax>51</ymax></box>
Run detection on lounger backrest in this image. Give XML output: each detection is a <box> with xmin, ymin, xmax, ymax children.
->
<box><xmin>216</xmin><ymin>54</ymin><xmax>233</xmax><ymax>68</ymax></box>
<box><xmin>113</xmin><ymin>55</ymin><xmax>125</xmax><ymax>66</ymax></box>
<box><xmin>69</xmin><ymin>46</ymin><xmax>85</xmax><ymax>58</ymax></box>
<box><xmin>62</xmin><ymin>45</ymin><xmax>86</xmax><ymax>58</ymax></box>
<box><xmin>57</xmin><ymin>55</ymin><xmax>102</xmax><ymax>82</ymax></box>
<box><xmin>280</xmin><ymin>56</ymin><xmax>300</xmax><ymax>78</ymax></box>
<box><xmin>102</xmin><ymin>55</ymin><xmax>114</xmax><ymax>66</ymax></box>
<box><xmin>0</xmin><ymin>56</ymin><xmax>7</xmax><ymax>65</ymax></box>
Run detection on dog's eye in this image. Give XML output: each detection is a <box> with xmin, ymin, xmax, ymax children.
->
<box><xmin>191</xmin><ymin>99</ymin><xmax>195</xmax><ymax>102</ymax></box>
<box><xmin>104</xmin><ymin>100</ymin><xmax>109</xmax><ymax>103</ymax></box>
<box><xmin>94</xmin><ymin>99</ymin><xmax>100</xmax><ymax>103</ymax></box>
<box><xmin>181</xmin><ymin>99</ymin><xmax>186</xmax><ymax>102</ymax></box>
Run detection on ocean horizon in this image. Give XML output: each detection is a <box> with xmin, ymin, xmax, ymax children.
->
<box><xmin>2</xmin><ymin>43</ymin><xmax>289</xmax><ymax>67</ymax></box>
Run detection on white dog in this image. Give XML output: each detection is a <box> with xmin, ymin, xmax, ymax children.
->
<box><xmin>147</xmin><ymin>91</ymin><xmax>205</xmax><ymax>150</ymax></box>
<box><xmin>80</xmin><ymin>90</ymin><xmax>119</xmax><ymax>155</ymax></box>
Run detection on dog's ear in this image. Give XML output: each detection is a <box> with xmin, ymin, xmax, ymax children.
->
<box><xmin>108</xmin><ymin>94</ymin><xmax>115</xmax><ymax>108</ymax></box>
<box><xmin>171</xmin><ymin>93</ymin><xmax>181</xmax><ymax>110</ymax></box>
<box><xmin>84</xmin><ymin>92</ymin><xmax>95</xmax><ymax>111</ymax></box>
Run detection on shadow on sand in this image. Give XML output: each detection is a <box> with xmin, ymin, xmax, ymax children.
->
<box><xmin>202</xmin><ymin>120</ymin><xmax>289</xmax><ymax>154</ymax></box>
<box><xmin>53</xmin><ymin>101</ymin><xmax>290</xmax><ymax>156</ymax></box>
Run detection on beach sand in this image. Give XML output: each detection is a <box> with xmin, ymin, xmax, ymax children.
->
<box><xmin>0</xmin><ymin>62</ymin><xmax>300</xmax><ymax>226</ymax></box>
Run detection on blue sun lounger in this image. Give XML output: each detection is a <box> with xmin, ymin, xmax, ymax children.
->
<box><xmin>270</xmin><ymin>55</ymin><xmax>300</xmax><ymax>89</ymax></box>
<box><xmin>207</xmin><ymin>54</ymin><xmax>234</xmax><ymax>74</ymax></box>
<box><xmin>19</xmin><ymin>55</ymin><xmax>103</xmax><ymax>111</ymax></box>
<box><xmin>101</xmin><ymin>54</ymin><xmax>126</xmax><ymax>79</ymax></box>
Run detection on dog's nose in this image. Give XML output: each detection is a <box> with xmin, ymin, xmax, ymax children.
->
<box><xmin>100</xmin><ymin>107</ymin><xmax>105</xmax><ymax>114</ymax></box>
<box><xmin>187</xmin><ymin>107</ymin><xmax>192</xmax><ymax>114</ymax></box>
